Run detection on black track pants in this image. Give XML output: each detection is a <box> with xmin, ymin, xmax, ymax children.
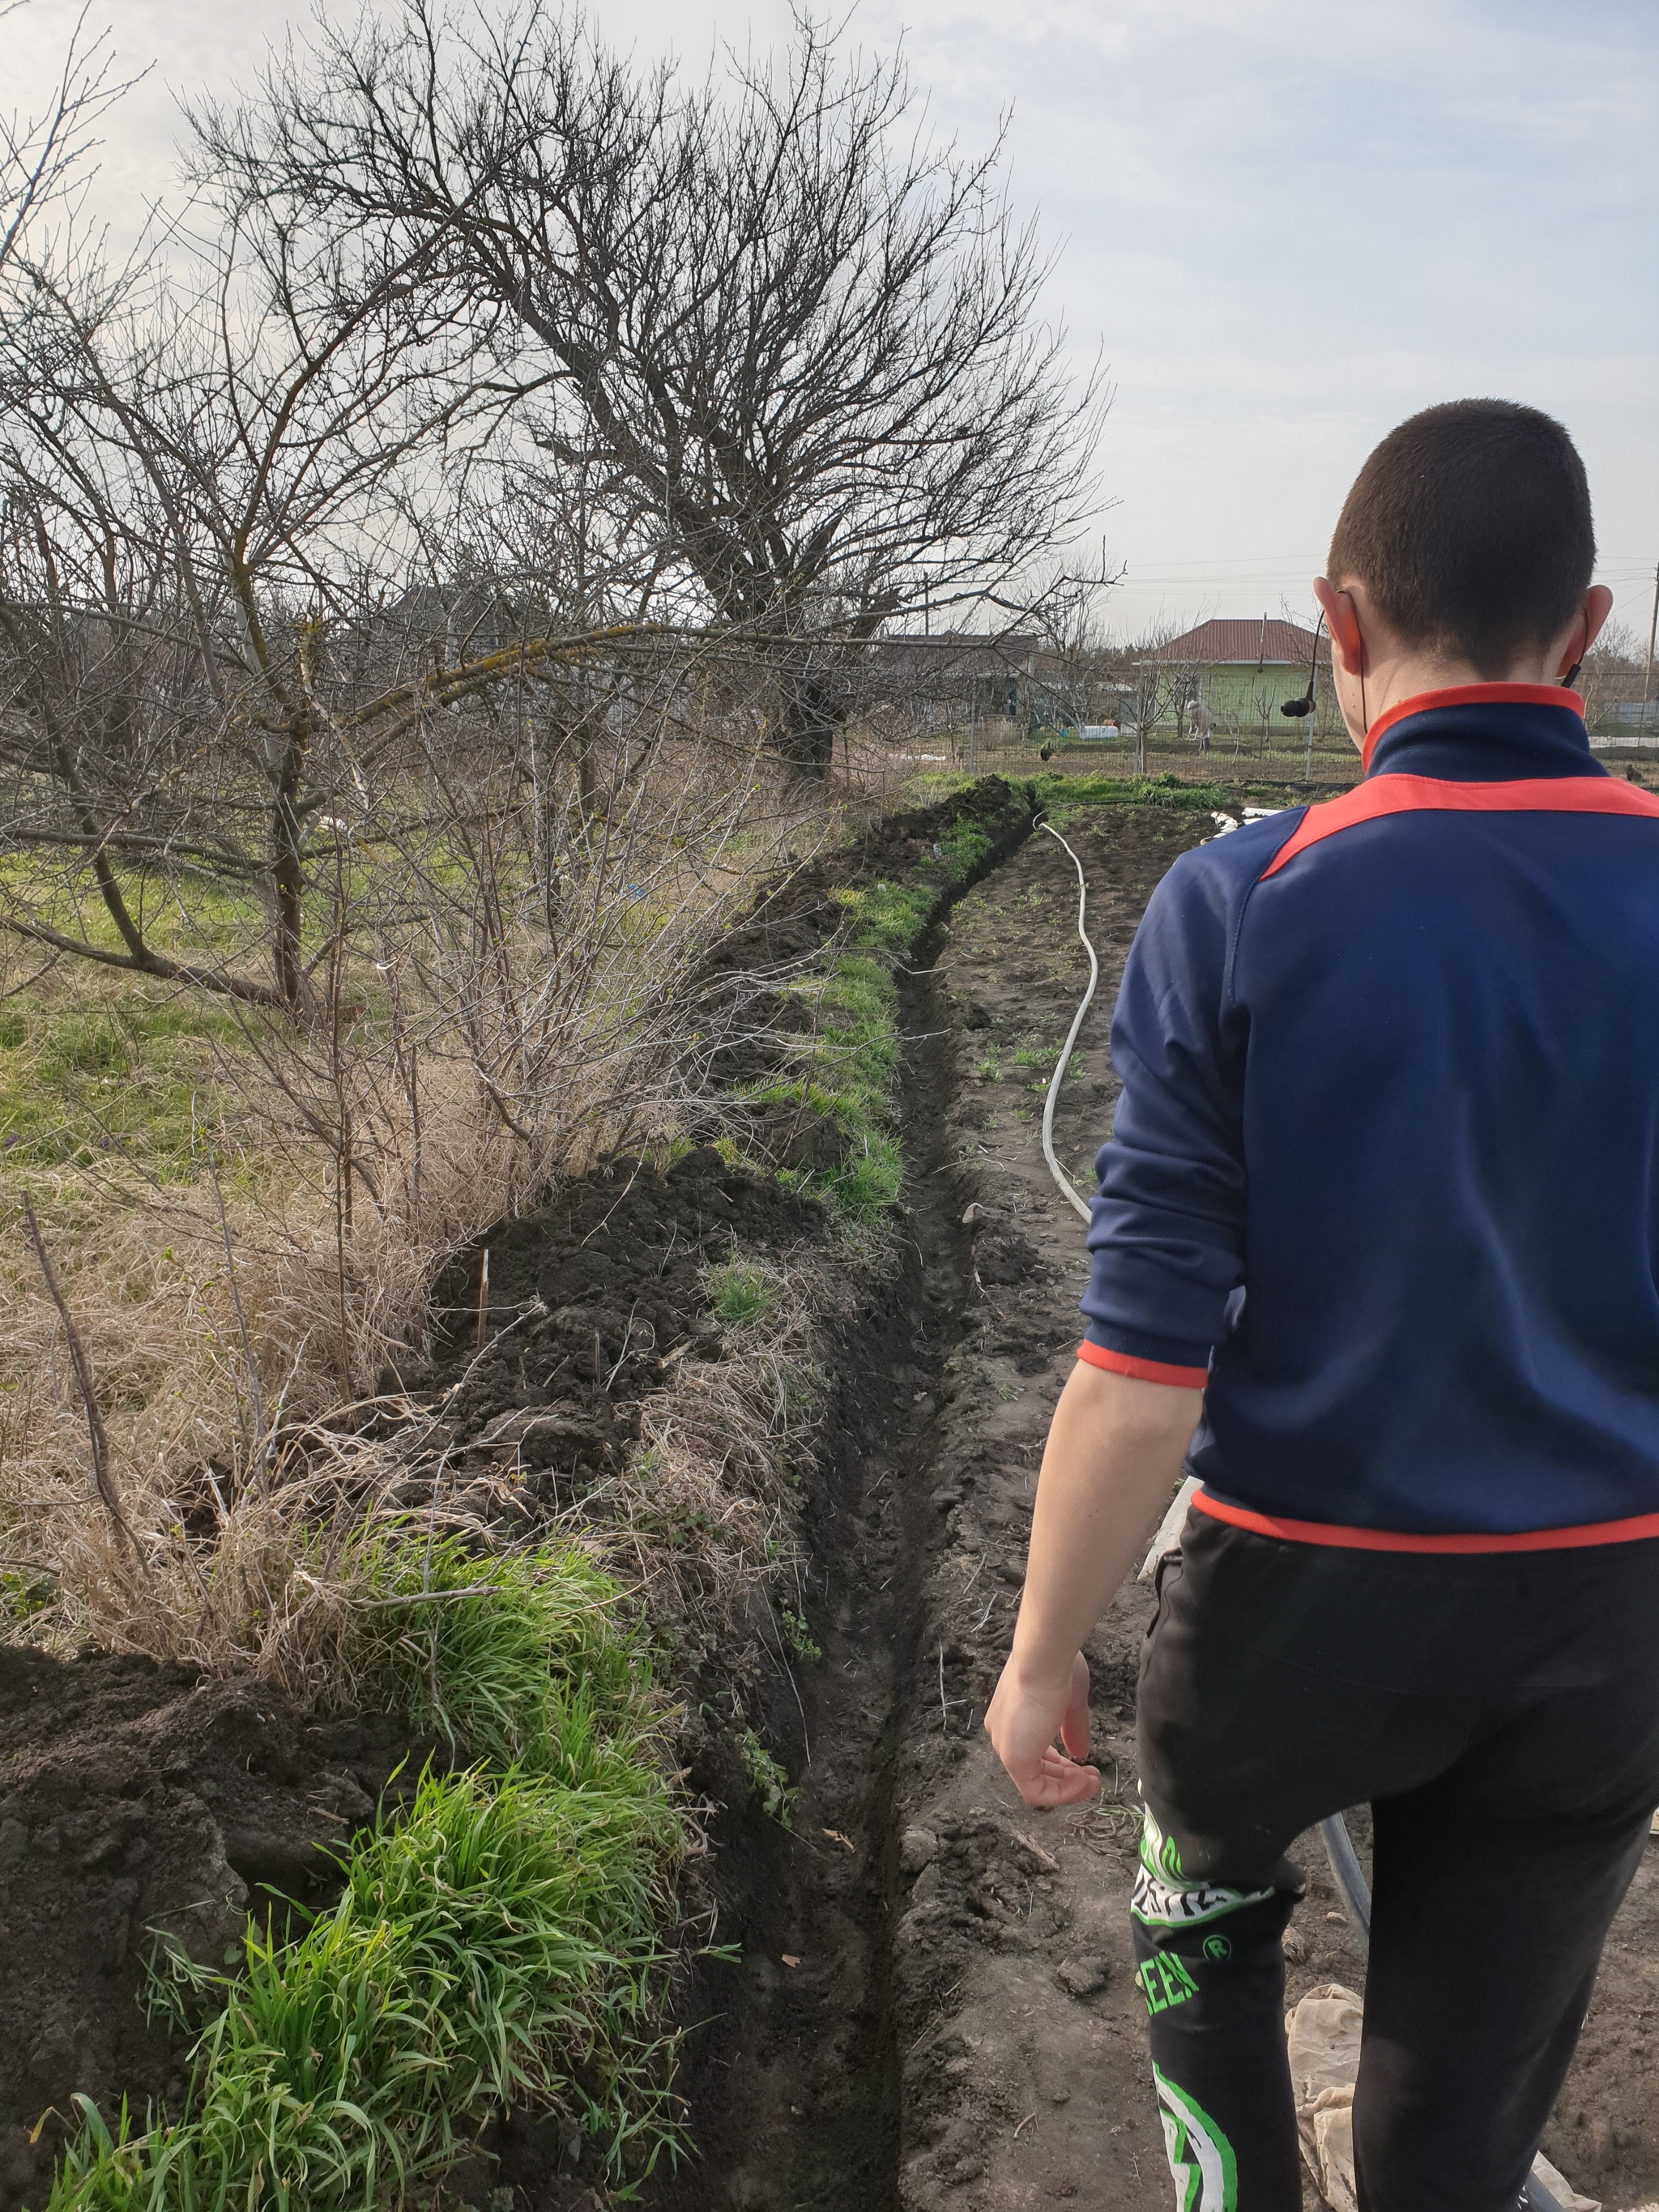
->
<box><xmin>1132</xmin><ymin>1511</ymin><xmax>1659</xmax><ymax>2212</ymax></box>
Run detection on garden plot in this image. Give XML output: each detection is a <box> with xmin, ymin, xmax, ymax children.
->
<box><xmin>5</xmin><ymin>781</ymin><xmax>1655</xmax><ymax>2212</ymax></box>
<box><xmin>0</xmin><ymin>779</ymin><xmax>1034</xmax><ymax>2212</ymax></box>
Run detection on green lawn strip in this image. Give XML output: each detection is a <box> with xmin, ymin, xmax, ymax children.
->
<box><xmin>0</xmin><ymin>982</ymin><xmax>246</xmax><ymax>1181</ymax></box>
<box><xmin>46</xmin><ymin>1537</ymin><xmax>687</xmax><ymax>2211</ymax></box>
<box><xmin>727</xmin><ymin>795</ymin><xmax>1012</xmax><ymax>1221</ymax></box>
<box><xmin>1030</xmin><ymin>769</ymin><xmax>1239</xmax><ymax>825</ymax></box>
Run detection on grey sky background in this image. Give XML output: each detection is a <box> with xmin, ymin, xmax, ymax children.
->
<box><xmin>10</xmin><ymin>0</ymin><xmax>1658</xmax><ymax>641</ymax></box>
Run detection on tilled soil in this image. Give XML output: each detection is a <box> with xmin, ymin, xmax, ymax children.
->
<box><xmin>0</xmin><ymin>1652</ymin><xmax>426</xmax><ymax>2211</ymax></box>
<box><xmin>665</xmin><ymin>805</ymin><xmax>1659</xmax><ymax>2212</ymax></box>
<box><xmin>8</xmin><ymin>786</ymin><xmax>1659</xmax><ymax>2212</ymax></box>
<box><xmin>0</xmin><ymin>778</ymin><xmax>1038</xmax><ymax>2212</ymax></box>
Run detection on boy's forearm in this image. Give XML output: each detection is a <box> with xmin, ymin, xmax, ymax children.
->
<box><xmin>1008</xmin><ymin>1361</ymin><xmax>1203</xmax><ymax>1684</ymax></box>
<box><xmin>986</xmin><ymin>1361</ymin><xmax>1204</xmax><ymax>1808</ymax></box>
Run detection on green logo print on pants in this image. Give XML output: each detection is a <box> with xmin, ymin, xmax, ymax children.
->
<box><xmin>1154</xmin><ymin>2065</ymin><xmax>1238</xmax><ymax>2212</ymax></box>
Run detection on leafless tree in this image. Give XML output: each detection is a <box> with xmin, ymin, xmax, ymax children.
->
<box><xmin>1115</xmin><ymin>623</ymin><xmax>1184</xmax><ymax>774</ymax></box>
<box><xmin>0</xmin><ymin>2</ymin><xmax>134</xmax><ymax>280</ymax></box>
<box><xmin>0</xmin><ymin>147</ymin><xmax>513</xmax><ymax>1007</ymax></box>
<box><xmin>1579</xmin><ymin>618</ymin><xmax>1644</xmax><ymax>733</ymax></box>
<box><xmin>196</xmin><ymin>2</ymin><xmax>1103</xmax><ymax>776</ymax></box>
<box><xmin>1165</xmin><ymin>662</ymin><xmax>1202</xmax><ymax>746</ymax></box>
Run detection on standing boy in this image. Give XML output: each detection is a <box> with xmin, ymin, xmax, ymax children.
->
<box><xmin>985</xmin><ymin>399</ymin><xmax>1659</xmax><ymax>2211</ymax></box>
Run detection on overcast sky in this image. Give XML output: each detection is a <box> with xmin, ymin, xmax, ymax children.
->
<box><xmin>10</xmin><ymin>0</ymin><xmax>1658</xmax><ymax>641</ymax></box>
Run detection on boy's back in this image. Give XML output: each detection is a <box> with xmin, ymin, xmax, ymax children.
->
<box><xmin>986</xmin><ymin>399</ymin><xmax>1659</xmax><ymax>2212</ymax></box>
<box><xmin>1085</xmin><ymin>686</ymin><xmax>1659</xmax><ymax>1538</ymax></box>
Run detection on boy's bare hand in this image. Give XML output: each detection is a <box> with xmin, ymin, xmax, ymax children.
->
<box><xmin>984</xmin><ymin>1648</ymin><xmax>1102</xmax><ymax>1808</ymax></box>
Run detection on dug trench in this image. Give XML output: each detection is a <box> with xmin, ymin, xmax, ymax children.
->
<box><xmin>2</xmin><ymin>789</ymin><xmax>1656</xmax><ymax>2212</ymax></box>
<box><xmin>0</xmin><ymin>776</ymin><xmax>1034</xmax><ymax>2212</ymax></box>
<box><xmin>659</xmin><ymin>808</ymin><xmax>1659</xmax><ymax>2212</ymax></box>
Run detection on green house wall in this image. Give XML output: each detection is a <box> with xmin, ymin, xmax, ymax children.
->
<box><xmin>1182</xmin><ymin>661</ymin><xmax>1343</xmax><ymax>741</ymax></box>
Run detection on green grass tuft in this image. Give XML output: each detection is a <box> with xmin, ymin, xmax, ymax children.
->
<box><xmin>46</xmin><ymin>1536</ymin><xmax>686</xmax><ymax>2210</ymax></box>
<box><xmin>706</xmin><ymin>1263</ymin><xmax>772</xmax><ymax>1327</ymax></box>
<box><xmin>50</xmin><ymin>1766</ymin><xmax>680</xmax><ymax>2211</ymax></box>
<box><xmin>346</xmin><ymin>1531</ymin><xmax>661</xmax><ymax>1784</ymax></box>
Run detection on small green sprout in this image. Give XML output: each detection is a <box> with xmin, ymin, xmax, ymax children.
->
<box><xmin>739</xmin><ymin>1728</ymin><xmax>798</xmax><ymax>1827</ymax></box>
<box><xmin>709</xmin><ymin>1263</ymin><xmax>771</xmax><ymax>1326</ymax></box>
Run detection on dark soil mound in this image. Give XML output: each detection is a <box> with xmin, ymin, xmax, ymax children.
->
<box><xmin>0</xmin><ymin>1648</ymin><xmax>425</xmax><ymax>2210</ymax></box>
<box><xmin>699</xmin><ymin>776</ymin><xmax>1030</xmax><ymax>988</ymax></box>
<box><xmin>0</xmin><ymin>778</ymin><xmax>1039</xmax><ymax>2212</ymax></box>
<box><xmin>417</xmin><ymin>1149</ymin><xmax>823</xmax><ymax>1524</ymax></box>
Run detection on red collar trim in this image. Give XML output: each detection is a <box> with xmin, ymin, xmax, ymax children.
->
<box><xmin>1360</xmin><ymin>682</ymin><xmax>1584</xmax><ymax>772</ymax></box>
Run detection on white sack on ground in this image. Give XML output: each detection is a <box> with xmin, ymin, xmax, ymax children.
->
<box><xmin>1529</xmin><ymin>2153</ymin><xmax>1600</xmax><ymax>2210</ymax></box>
<box><xmin>1285</xmin><ymin>1986</ymin><xmax>1363</xmax><ymax>2208</ymax></box>
<box><xmin>1283</xmin><ymin>1985</ymin><xmax>1601</xmax><ymax>2212</ymax></box>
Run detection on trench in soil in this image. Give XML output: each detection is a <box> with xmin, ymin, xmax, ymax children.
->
<box><xmin>657</xmin><ymin>811</ymin><xmax>1659</xmax><ymax>2212</ymax></box>
<box><xmin>2</xmin><ymin>798</ymin><xmax>1654</xmax><ymax>2212</ymax></box>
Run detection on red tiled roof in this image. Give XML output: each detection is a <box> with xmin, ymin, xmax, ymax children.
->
<box><xmin>1150</xmin><ymin>618</ymin><xmax>1331</xmax><ymax>667</ymax></box>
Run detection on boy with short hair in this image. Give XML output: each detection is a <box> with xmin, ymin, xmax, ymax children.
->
<box><xmin>985</xmin><ymin>399</ymin><xmax>1659</xmax><ymax>2211</ymax></box>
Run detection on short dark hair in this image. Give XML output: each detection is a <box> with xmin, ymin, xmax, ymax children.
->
<box><xmin>1327</xmin><ymin>400</ymin><xmax>1594</xmax><ymax>677</ymax></box>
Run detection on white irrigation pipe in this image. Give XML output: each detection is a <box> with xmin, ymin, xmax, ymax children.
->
<box><xmin>1036</xmin><ymin>822</ymin><xmax>1101</xmax><ymax>1227</ymax></box>
<box><xmin>1032</xmin><ymin>816</ymin><xmax>1423</xmax><ymax>2018</ymax></box>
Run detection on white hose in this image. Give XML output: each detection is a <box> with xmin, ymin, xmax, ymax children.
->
<box><xmin>1036</xmin><ymin>822</ymin><xmax>1099</xmax><ymax>1227</ymax></box>
<box><xmin>1034</xmin><ymin>821</ymin><xmax>1197</xmax><ymax>1571</ymax></box>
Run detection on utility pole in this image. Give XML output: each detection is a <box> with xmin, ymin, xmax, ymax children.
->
<box><xmin>1641</xmin><ymin>560</ymin><xmax>1659</xmax><ymax>736</ymax></box>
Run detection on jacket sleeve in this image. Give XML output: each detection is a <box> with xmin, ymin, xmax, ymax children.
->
<box><xmin>1080</xmin><ymin>846</ymin><xmax>1247</xmax><ymax>1387</ymax></box>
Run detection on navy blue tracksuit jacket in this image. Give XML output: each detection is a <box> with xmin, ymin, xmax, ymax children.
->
<box><xmin>1080</xmin><ymin>684</ymin><xmax>1659</xmax><ymax>1549</ymax></box>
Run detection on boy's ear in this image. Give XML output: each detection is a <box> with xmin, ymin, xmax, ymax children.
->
<box><xmin>1563</xmin><ymin>586</ymin><xmax>1615</xmax><ymax>678</ymax></box>
<box><xmin>1557</xmin><ymin>588</ymin><xmax>1627</xmax><ymax>681</ymax></box>
<box><xmin>1313</xmin><ymin>577</ymin><xmax>1366</xmax><ymax>673</ymax></box>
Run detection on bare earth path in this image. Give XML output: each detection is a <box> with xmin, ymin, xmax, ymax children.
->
<box><xmin>890</xmin><ymin>809</ymin><xmax>1659</xmax><ymax>2212</ymax></box>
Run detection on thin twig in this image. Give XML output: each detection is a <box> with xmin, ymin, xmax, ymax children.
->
<box><xmin>205</xmin><ymin>1151</ymin><xmax>268</xmax><ymax>1495</ymax></box>
<box><xmin>19</xmin><ymin>1192</ymin><xmax>138</xmax><ymax>1558</ymax></box>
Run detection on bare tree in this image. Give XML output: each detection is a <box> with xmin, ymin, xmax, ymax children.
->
<box><xmin>1117</xmin><ymin>623</ymin><xmax>1184</xmax><ymax>774</ymax></box>
<box><xmin>1579</xmin><ymin>618</ymin><xmax>1643</xmax><ymax>734</ymax></box>
<box><xmin>0</xmin><ymin>151</ymin><xmax>503</xmax><ymax>1006</ymax></box>
<box><xmin>0</xmin><ymin>2</ymin><xmax>134</xmax><ymax>280</ymax></box>
<box><xmin>198</xmin><ymin>3</ymin><xmax>1103</xmax><ymax>776</ymax></box>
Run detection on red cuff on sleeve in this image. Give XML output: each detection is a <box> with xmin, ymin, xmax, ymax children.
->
<box><xmin>1077</xmin><ymin>1339</ymin><xmax>1209</xmax><ymax>1389</ymax></box>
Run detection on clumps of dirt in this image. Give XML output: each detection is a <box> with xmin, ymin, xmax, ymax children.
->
<box><xmin>700</xmin><ymin>777</ymin><xmax>1031</xmax><ymax>986</ymax></box>
<box><xmin>0</xmin><ymin>1646</ymin><xmax>428</xmax><ymax>2211</ymax></box>
<box><xmin>399</xmin><ymin>777</ymin><xmax>1037</xmax><ymax>1541</ymax></box>
<box><xmin>407</xmin><ymin>1148</ymin><xmax>823</xmax><ymax>1531</ymax></box>
<box><xmin>692</xmin><ymin>777</ymin><xmax>1034</xmax><ymax>1095</ymax></box>
<box><xmin>0</xmin><ymin>776</ymin><xmax>1038</xmax><ymax>2212</ymax></box>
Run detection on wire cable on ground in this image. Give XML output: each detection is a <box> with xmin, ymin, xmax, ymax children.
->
<box><xmin>1037</xmin><ymin>822</ymin><xmax>1208</xmax><ymax>1579</ymax></box>
<box><xmin>1036</xmin><ymin>822</ymin><xmax>1100</xmax><ymax>1226</ymax></box>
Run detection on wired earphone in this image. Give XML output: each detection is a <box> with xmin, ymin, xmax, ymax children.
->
<box><xmin>1280</xmin><ymin>611</ymin><xmax>1325</xmax><ymax>718</ymax></box>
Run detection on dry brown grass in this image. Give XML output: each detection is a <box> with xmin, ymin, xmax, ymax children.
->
<box><xmin>582</xmin><ymin>1250</ymin><xmax>844</xmax><ymax>1656</ymax></box>
<box><xmin>0</xmin><ymin>724</ymin><xmax>870</xmax><ymax>1669</ymax></box>
<box><xmin>0</xmin><ymin>1232</ymin><xmax>861</xmax><ymax>1707</ymax></box>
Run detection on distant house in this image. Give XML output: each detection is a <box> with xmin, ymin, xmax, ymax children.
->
<box><xmin>1147</xmin><ymin>617</ymin><xmax>1333</xmax><ymax>736</ymax></box>
<box><xmin>868</xmin><ymin>630</ymin><xmax>1045</xmax><ymax>741</ymax></box>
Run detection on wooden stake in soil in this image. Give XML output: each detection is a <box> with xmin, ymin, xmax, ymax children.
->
<box><xmin>19</xmin><ymin>1193</ymin><xmax>138</xmax><ymax>1556</ymax></box>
